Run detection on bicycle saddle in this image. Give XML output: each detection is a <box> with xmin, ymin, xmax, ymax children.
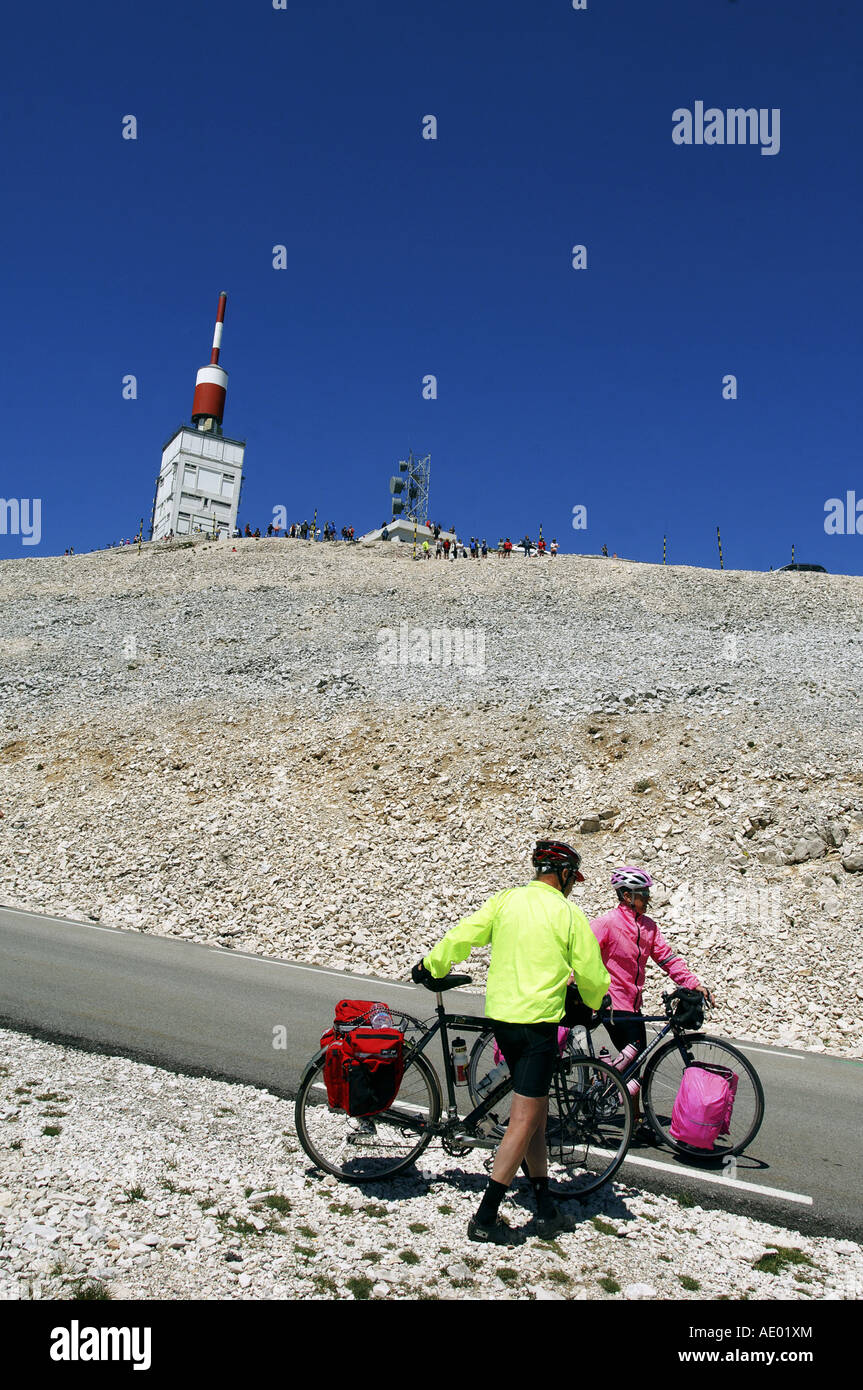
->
<box><xmin>422</xmin><ymin>973</ymin><xmax>472</xmax><ymax>991</ymax></box>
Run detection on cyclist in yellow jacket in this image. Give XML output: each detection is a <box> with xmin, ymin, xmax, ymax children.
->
<box><xmin>413</xmin><ymin>840</ymin><xmax>609</xmax><ymax>1244</ymax></box>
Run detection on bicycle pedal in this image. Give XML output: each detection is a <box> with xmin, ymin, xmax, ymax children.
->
<box><xmin>451</xmin><ymin>1130</ymin><xmax>498</xmax><ymax>1151</ymax></box>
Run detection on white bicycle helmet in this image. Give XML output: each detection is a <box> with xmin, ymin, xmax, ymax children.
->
<box><xmin>610</xmin><ymin>866</ymin><xmax>653</xmax><ymax>897</ymax></box>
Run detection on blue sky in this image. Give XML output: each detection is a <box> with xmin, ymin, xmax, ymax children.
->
<box><xmin>2</xmin><ymin>0</ymin><xmax>861</xmax><ymax>570</ymax></box>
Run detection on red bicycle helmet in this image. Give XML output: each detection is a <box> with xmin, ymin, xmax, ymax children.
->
<box><xmin>532</xmin><ymin>840</ymin><xmax>585</xmax><ymax>883</ymax></box>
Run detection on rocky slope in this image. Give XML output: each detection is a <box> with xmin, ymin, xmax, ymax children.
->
<box><xmin>1</xmin><ymin>537</ymin><xmax>861</xmax><ymax>1055</ymax></box>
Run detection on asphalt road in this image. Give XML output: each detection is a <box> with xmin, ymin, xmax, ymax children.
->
<box><xmin>1</xmin><ymin>904</ymin><xmax>860</xmax><ymax>1240</ymax></box>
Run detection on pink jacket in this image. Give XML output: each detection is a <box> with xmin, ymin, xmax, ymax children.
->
<box><xmin>589</xmin><ymin>902</ymin><xmax>701</xmax><ymax>1012</ymax></box>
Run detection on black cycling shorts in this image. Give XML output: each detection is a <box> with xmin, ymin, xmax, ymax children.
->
<box><xmin>604</xmin><ymin>1013</ymin><xmax>647</xmax><ymax>1057</ymax></box>
<box><xmin>491</xmin><ymin>1021</ymin><xmax>558</xmax><ymax>1099</ymax></box>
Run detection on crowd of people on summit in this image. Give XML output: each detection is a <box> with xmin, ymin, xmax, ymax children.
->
<box><xmin>81</xmin><ymin>520</ymin><xmax>603</xmax><ymax>556</ymax></box>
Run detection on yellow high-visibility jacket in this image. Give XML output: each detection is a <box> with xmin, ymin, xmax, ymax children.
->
<box><xmin>424</xmin><ymin>880</ymin><xmax>610</xmax><ymax>1024</ymax></box>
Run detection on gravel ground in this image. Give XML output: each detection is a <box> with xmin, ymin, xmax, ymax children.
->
<box><xmin>1</xmin><ymin>1028</ymin><xmax>860</xmax><ymax>1303</ymax></box>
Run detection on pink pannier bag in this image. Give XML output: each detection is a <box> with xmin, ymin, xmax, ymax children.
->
<box><xmin>718</xmin><ymin>1069</ymin><xmax>738</xmax><ymax>1136</ymax></box>
<box><xmin>669</xmin><ymin>1063</ymin><xmax>738</xmax><ymax>1150</ymax></box>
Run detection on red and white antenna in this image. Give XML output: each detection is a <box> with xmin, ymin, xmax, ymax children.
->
<box><xmin>191</xmin><ymin>292</ymin><xmax>229</xmax><ymax>430</ymax></box>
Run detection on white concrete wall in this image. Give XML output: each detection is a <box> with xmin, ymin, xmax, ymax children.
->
<box><xmin>152</xmin><ymin>429</ymin><xmax>244</xmax><ymax>540</ymax></box>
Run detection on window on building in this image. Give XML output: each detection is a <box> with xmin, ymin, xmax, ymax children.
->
<box><xmin>198</xmin><ymin>466</ymin><xmax>222</xmax><ymax>494</ymax></box>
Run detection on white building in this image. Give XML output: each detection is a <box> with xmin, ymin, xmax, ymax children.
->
<box><xmin>151</xmin><ymin>426</ymin><xmax>245</xmax><ymax>540</ymax></box>
<box><xmin>361</xmin><ymin>520</ymin><xmax>462</xmax><ymax>548</ymax></box>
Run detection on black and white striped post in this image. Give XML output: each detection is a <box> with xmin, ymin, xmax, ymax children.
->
<box><xmin>717</xmin><ymin>526</ymin><xmax>724</xmax><ymax>570</ymax></box>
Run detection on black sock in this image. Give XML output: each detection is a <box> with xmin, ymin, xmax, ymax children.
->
<box><xmin>476</xmin><ymin>1178</ymin><xmax>507</xmax><ymax>1226</ymax></box>
<box><xmin>529</xmin><ymin>1175</ymin><xmax>557</xmax><ymax>1219</ymax></box>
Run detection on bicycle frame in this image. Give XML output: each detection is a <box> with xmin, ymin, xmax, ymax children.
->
<box><xmin>583</xmin><ymin>1011</ymin><xmax>696</xmax><ymax>1086</ymax></box>
<box><xmin>405</xmin><ymin>994</ymin><xmax>514</xmax><ymax>1142</ymax></box>
<box><xmin>405</xmin><ymin>995</ymin><xmax>625</xmax><ymax>1148</ymax></box>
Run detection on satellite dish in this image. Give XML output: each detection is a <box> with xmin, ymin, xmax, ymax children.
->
<box><xmin>399</xmin><ymin>460</ymin><xmax>409</xmax><ymax>472</ymax></box>
<box><xmin>392</xmin><ymin>499</ymin><xmax>405</xmax><ymax>515</ymax></box>
<box><xmin>389</xmin><ymin>477</ymin><xmax>405</xmax><ymax>494</ymax></box>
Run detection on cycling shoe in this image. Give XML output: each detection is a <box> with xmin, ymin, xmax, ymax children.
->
<box><xmin>535</xmin><ymin>1207</ymin><xmax>576</xmax><ymax>1239</ymax></box>
<box><xmin>467</xmin><ymin>1216</ymin><xmax>518</xmax><ymax>1246</ymax></box>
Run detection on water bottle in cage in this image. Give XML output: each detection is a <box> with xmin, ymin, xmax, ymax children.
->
<box><xmin>609</xmin><ymin>1042</ymin><xmax>641</xmax><ymax>1098</ymax></box>
<box><xmin>476</xmin><ymin>1059</ymin><xmax>508</xmax><ymax>1096</ymax></box>
<box><xmin>451</xmin><ymin>1038</ymin><xmax>468</xmax><ymax>1085</ymax></box>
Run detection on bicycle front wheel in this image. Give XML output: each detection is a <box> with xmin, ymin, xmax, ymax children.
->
<box><xmin>295</xmin><ymin>1047</ymin><xmax>441</xmax><ymax>1182</ymax></box>
<box><xmin>642</xmin><ymin>1034</ymin><xmax>765</xmax><ymax>1159</ymax></box>
<box><xmin>546</xmin><ymin>1056</ymin><xmax>634</xmax><ymax>1198</ymax></box>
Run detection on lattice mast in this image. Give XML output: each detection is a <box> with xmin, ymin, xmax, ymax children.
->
<box><xmin>389</xmin><ymin>450</ymin><xmax>431</xmax><ymax>526</ymax></box>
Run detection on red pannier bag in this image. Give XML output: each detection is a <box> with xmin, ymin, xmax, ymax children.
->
<box><xmin>320</xmin><ymin>1000</ymin><xmax>405</xmax><ymax>1117</ymax></box>
<box><xmin>669</xmin><ymin>1063</ymin><xmax>737</xmax><ymax>1150</ymax></box>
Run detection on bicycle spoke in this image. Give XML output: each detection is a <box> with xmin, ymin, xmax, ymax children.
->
<box><xmin>546</xmin><ymin>1058</ymin><xmax>633</xmax><ymax>1197</ymax></box>
<box><xmin>295</xmin><ymin>1051</ymin><xmax>440</xmax><ymax>1182</ymax></box>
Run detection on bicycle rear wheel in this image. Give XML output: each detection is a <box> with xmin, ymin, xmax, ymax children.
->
<box><xmin>546</xmin><ymin>1056</ymin><xmax>633</xmax><ymax>1198</ymax></box>
<box><xmin>642</xmin><ymin>1034</ymin><xmax>764</xmax><ymax>1159</ymax></box>
<box><xmin>294</xmin><ymin>1047</ymin><xmax>441</xmax><ymax>1182</ymax></box>
<box><xmin>467</xmin><ymin>1028</ymin><xmax>513</xmax><ymax>1140</ymax></box>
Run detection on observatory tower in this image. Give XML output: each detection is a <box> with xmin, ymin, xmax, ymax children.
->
<box><xmin>150</xmin><ymin>293</ymin><xmax>246</xmax><ymax>540</ymax></box>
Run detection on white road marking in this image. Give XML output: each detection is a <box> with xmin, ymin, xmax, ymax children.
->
<box><xmin>0</xmin><ymin>908</ymin><xmax>437</xmax><ymax>994</ymax></box>
<box><xmin>18</xmin><ymin>918</ymin><xmax>127</xmax><ymax>936</ymax></box>
<box><xmin>221</xmin><ymin>956</ymin><xmax>421</xmax><ymax>991</ymax></box>
<box><xmin>618</xmin><ymin>1150</ymin><xmax>813</xmax><ymax>1204</ymax></box>
<box><xmin>731</xmin><ymin>1044</ymin><xmax>811</xmax><ymax>1061</ymax></box>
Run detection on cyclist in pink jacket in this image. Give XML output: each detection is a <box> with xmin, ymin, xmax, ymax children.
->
<box><xmin>590</xmin><ymin>868</ymin><xmax>714</xmax><ymax>1133</ymax></box>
